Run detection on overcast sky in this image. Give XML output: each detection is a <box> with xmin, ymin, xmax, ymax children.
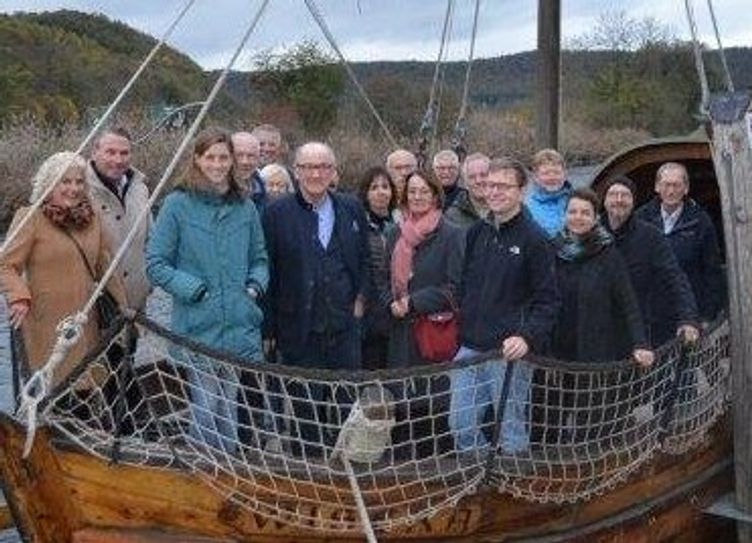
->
<box><xmin>2</xmin><ymin>1</ymin><xmax>750</xmax><ymax>69</ymax></box>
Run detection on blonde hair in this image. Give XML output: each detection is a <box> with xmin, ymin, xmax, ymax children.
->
<box><xmin>30</xmin><ymin>151</ymin><xmax>87</xmax><ymax>204</ymax></box>
<box><xmin>531</xmin><ymin>148</ymin><xmax>564</xmax><ymax>170</ymax></box>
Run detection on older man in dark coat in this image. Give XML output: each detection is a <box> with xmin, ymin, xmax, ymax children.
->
<box><xmin>262</xmin><ymin>142</ymin><xmax>369</xmax><ymax>456</ymax></box>
<box><xmin>635</xmin><ymin>162</ymin><xmax>724</xmax><ymax>324</ymax></box>
<box><xmin>602</xmin><ymin>175</ymin><xmax>699</xmax><ymax>347</ymax></box>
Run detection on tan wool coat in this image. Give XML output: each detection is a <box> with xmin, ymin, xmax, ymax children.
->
<box><xmin>86</xmin><ymin>163</ymin><xmax>151</xmax><ymax>310</ymax></box>
<box><xmin>0</xmin><ymin>207</ymin><xmax>128</xmax><ymax>388</ymax></box>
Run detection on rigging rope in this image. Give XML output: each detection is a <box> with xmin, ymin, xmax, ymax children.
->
<box><xmin>303</xmin><ymin>0</ymin><xmax>397</xmax><ymax>149</ymax></box>
<box><xmin>451</xmin><ymin>0</ymin><xmax>482</xmax><ymax>161</ymax></box>
<box><xmin>705</xmin><ymin>0</ymin><xmax>734</xmax><ymax>92</ymax></box>
<box><xmin>683</xmin><ymin>0</ymin><xmax>711</xmax><ymax>116</ymax></box>
<box><xmin>16</xmin><ymin>0</ymin><xmax>272</xmax><ymax>456</ymax></box>
<box><xmin>417</xmin><ymin>0</ymin><xmax>455</xmax><ymax>168</ymax></box>
<box><xmin>0</xmin><ymin>0</ymin><xmax>197</xmax><ymax>259</ymax></box>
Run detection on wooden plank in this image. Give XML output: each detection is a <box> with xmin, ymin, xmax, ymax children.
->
<box><xmin>535</xmin><ymin>0</ymin><xmax>560</xmax><ymax>149</ymax></box>
<box><xmin>0</xmin><ymin>493</ymin><xmax>12</xmax><ymax>530</ymax></box>
<box><xmin>709</xmin><ymin>91</ymin><xmax>752</xmax><ymax>542</ymax></box>
<box><xmin>73</xmin><ymin>529</ymin><xmax>236</xmax><ymax>543</ymax></box>
<box><xmin>14</xmin><ymin>419</ymin><xmax>732</xmax><ymax>542</ymax></box>
<box><xmin>0</xmin><ymin>414</ymin><xmax>83</xmax><ymax>542</ymax></box>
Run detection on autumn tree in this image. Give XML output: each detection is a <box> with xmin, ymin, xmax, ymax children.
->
<box><xmin>254</xmin><ymin>41</ymin><xmax>345</xmax><ymax>136</ymax></box>
<box><xmin>567</xmin><ymin>10</ymin><xmax>710</xmax><ymax>135</ymax></box>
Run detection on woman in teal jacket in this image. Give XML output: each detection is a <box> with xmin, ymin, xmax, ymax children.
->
<box><xmin>146</xmin><ymin>127</ymin><xmax>268</xmax><ymax>455</ymax></box>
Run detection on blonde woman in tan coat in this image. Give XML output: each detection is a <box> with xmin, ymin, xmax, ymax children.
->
<box><xmin>0</xmin><ymin>151</ymin><xmax>127</xmax><ymax>388</ymax></box>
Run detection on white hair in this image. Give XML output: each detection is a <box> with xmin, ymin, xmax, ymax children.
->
<box><xmin>260</xmin><ymin>163</ymin><xmax>293</xmax><ymax>191</ymax></box>
<box><xmin>30</xmin><ymin>151</ymin><xmax>87</xmax><ymax>204</ymax></box>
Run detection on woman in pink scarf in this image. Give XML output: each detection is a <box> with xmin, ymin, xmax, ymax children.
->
<box><xmin>384</xmin><ymin>169</ymin><xmax>464</xmax><ymax>457</ymax></box>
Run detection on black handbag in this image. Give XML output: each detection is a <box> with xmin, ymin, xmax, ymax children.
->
<box><xmin>63</xmin><ymin>229</ymin><xmax>122</xmax><ymax>330</ymax></box>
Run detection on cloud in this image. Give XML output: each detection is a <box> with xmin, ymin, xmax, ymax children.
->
<box><xmin>5</xmin><ymin>0</ymin><xmax>751</xmax><ymax>69</ymax></box>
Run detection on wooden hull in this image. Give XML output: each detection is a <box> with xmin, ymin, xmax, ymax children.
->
<box><xmin>0</xmin><ymin>413</ymin><xmax>734</xmax><ymax>543</ymax></box>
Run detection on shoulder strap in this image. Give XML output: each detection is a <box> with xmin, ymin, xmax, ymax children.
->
<box><xmin>62</xmin><ymin>228</ymin><xmax>98</xmax><ymax>282</ymax></box>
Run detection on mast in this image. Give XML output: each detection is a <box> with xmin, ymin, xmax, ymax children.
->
<box><xmin>535</xmin><ymin>0</ymin><xmax>561</xmax><ymax>150</ymax></box>
<box><xmin>709</xmin><ymin>90</ymin><xmax>752</xmax><ymax>542</ymax></box>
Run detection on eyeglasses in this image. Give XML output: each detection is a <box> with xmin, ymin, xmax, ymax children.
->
<box><xmin>486</xmin><ymin>182</ymin><xmax>520</xmax><ymax>193</ymax></box>
<box><xmin>296</xmin><ymin>163</ymin><xmax>334</xmax><ymax>172</ymax></box>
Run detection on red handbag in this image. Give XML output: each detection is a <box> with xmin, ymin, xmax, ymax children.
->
<box><xmin>412</xmin><ymin>292</ymin><xmax>459</xmax><ymax>362</ymax></box>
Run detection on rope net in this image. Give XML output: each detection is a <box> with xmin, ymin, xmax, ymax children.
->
<box><xmin>30</xmin><ymin>313</ymin><xmax>730</xmax><ymax>534</ymax></box>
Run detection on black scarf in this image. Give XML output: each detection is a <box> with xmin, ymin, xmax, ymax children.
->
<box><xmin>556</xmin><ymin>224</ymin><xmax>613</xmax><ymax>262</ymax></box>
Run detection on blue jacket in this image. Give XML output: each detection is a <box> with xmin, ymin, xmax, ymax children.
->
<box><xmin>607</xmin><ymin>215</ymin><xmax>698</xmax><ymax>347</ymax></box>
<box><xmin>635</xmin><ymin>198</ymin><xmax>724</xmax><ymax>321</ymax></box>
<box><xmin>460</xmin><ymin>209</ymin><xmax>559</xmax><ymax>354</ymax></box>
<box><xmin>262</xmin><ymin>190</ymin><xmax>369</xmax><ymax>358</ymax></box>
<box><xmin>525</xmin><ymin>180</ymin><xmax>573</xmax><ymax>238</ymax></box>
<box><xmin>146</xmin><ymin>189</ymin><xmax>269</xmax><ymax>360</ymax></box>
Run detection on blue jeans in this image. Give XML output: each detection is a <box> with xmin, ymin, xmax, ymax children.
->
<box><xmin>449</xmin><ymin>346</ymin><xmax>532</xmax><ymax>453</ymax></box>
<box><xmin>186</xmin><ymin>363</ymin><xmax>240</xmax><ymax>456</ymax></box>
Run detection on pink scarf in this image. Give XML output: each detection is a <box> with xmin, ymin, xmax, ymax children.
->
<box><xmin>391</xmin><ymin>208</ymin><xmax>441</xmax><ymax>299</ymax></box>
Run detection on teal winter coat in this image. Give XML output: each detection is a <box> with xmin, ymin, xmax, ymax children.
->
<box><xmin>146</xmin><ymin>189</ymin><xmax>269</xmax><ymax>361</ymax></box>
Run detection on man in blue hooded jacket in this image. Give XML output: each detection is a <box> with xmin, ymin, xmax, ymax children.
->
<box><xmin>525</xmin><ymin>148</ymin><xmax>573</xmax><ymax>238</ymax></box>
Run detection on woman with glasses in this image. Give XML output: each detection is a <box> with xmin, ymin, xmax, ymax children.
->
<box><xmin>384</xmin><ymin>169</ymin><xmax>463</xmax><ymax>457</ymax></box>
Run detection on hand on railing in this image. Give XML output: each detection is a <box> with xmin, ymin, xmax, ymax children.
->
<box><xmin>677</xmin><ymin>324</ymin><xmax>700</xmax><ymax>345</ymax></box>
<box><xmin>632</xmin><ymin>348</ymin><xmax>655</xmax><ymax>368</ymax></box>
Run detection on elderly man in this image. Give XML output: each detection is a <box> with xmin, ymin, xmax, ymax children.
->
<box><xmin>432</xmin><ymin>149</ymin><xmax>465</xmax><ymax>211</ymax></box>
<box><xmin>232</xmin><ymin>131</ymin><xmax>266</xmax><ymax>209</ymax></box>
<box><xmin>251</xmin><ymin>123</ymin><xmax>284</xmax><ymax>167</ymax></box>
<box><xmin>263</xmin><ymin>142</ymin><xmax>369</xmax><ymax>456</ymax></box>
<box><xmin>385</xmin><ymin>148</ymin><xmax>417</xmax><ymax>200</ymax></box>
<box><xmin>450</xmin><ymin>158</ymin><xmax>558</xmax><ymax>454</ymax></box>
<box><xmin>445</xmin><ymin>152</ymin><xmax>488</xmax><ymax>229</ymax></box>
<box><xmin>86</xmin><ymin>127</ymin><xmax>150</xmax><ymax>310</ymax></box>
<box><xmin>525</xmin><ymin>148</ymin><xmax>573</xmax><ymax>238</ymax></box>
<box><xmin>603</xmin><ymin>175</ymin><xmax>699</xmax><ymax>346</ymax></box>
<box><xmin>635</xmin><ymin>162</ymin><xmax>724</xmax><ymax>324</ymax></box>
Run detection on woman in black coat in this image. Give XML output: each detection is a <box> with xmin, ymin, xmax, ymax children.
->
<box><xmin>384</xmin><ymin>171</ymin><xmax>463</xmax><ymax>368</ymax></box>
<box><xmin>383</xmin><ymin>170</ymin><xmax>463</xmax><ymax>457</ymax></box>
<box><xmin>553</xmin><ymin>188</ymin><xmax>653</xmax><ymax>365</ymax></box>
<box><xmin>551</xmin><ymin>188</ymin><xmax>654</xmax><ymax>442</ymax></box>
<box><xmin>358</xmin><ymin>166</ymin><xmax>397</xmax><ymax>370</ymax></box>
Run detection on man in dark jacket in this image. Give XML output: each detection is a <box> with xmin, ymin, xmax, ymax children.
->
<box><xmin>433</xmin><ymin>149</ymin><xmax>466</xmax><ymax>211</ymax></box>
<box><xmin>263</xmin><ymin>142</ymin><xmax>369</xmax><ymax>456</ymax></box>
<box><xmin>602</xmin><ymin>176</ymin><xmax>699</xmax><ymax>347</ymax></box>
<box><xmin>444</xmin><ymin>152</ymin><xmax>488</xmax><ymax>229</ymax></box>
<box><xmin>232</xmin><ymin>131</ymin><xmax>266</xmax><ymax>210</ymax></box>
<box><xmin>449</xmin><ymin>157</ymin><xmax>559</xmax><ymax>454</ymax></box>
<box><xmin>635</xmin><ymin>162</ymin><xmax>724</xmax><ymax>324</ymax></box>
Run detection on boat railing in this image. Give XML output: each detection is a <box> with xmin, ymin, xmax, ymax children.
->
<box><xmin>17</xmin><ymin>314</ymin><xmax>731</xmax><ymax>533</ymax></box>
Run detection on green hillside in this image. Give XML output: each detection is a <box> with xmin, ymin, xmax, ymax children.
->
<box><xmin>0</xmin><ymin>10</ymin><xmax>207</xmax><ymax>124</ymax></box>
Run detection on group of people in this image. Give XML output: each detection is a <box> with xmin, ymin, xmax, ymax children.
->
<box><xmin>0</xmin><ymin>122</ymin><xmax>725</xmax><ymax>457</ymax></box>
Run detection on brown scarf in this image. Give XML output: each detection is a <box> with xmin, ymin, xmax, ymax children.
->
<box><xmin>41</xmin><ymin>197</ymin><xmax>94</xmax><ymax>230</ymax></box>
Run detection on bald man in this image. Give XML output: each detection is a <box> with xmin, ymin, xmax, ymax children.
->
<box><xmin>263</xmin><ymin>142</ymin><xmax>369</xmax><ymax>457</ymax></box>
<box><xmin>232</xmin><ymin>131</ymin><xmax>266</xmax><ymax>209</ymax></box>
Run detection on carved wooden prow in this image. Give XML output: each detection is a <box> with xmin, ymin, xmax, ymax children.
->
<box><xmin>708</xmin><ymin>90</ymin><xmax>752</xmax><ymax>542</ymax></box>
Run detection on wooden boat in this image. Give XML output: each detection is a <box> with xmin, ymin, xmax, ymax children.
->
<box><xmin>0</xmin><ymin>10</ymin><xmax>747</xmax><ymax>539</ymax></box>
<box><xmin>0</xmin><ymin>281</ymin><xmax>736</xmax><ymax>543</ymax></box>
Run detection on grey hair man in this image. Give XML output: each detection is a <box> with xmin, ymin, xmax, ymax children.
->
<box><xmin>251</xmin><ymin>123</ymin><xmax>284</xmax><ymax>167</ymax></box>
<box><xmin>263</xmin><ymin>142</ymin><xmax>369</xmax><ymax>457</ymax></box>
<box><xmin>432</xmin><ymin>149</ymin><xmax>464</xmax><ymax>211</ymax></box>
<box><xmin>86</xmin><ymin>128</ymin><xmax>151</xmax><ymax>309</ymax></box>
<box><xmin>634</xmin><ymin>162</ymin><xmax>724</xmax><ymax>324</ymax></box>
<box><xmin>445</xmin><ymin>152</ymin><xmax>489</xmax><ymax>229</ymax></box>
<box><xmin>232</xmin><ymin>131</ymin><xmax>266</xmax><ymax>209</ymax></box>
<box><xmin>385</xmin><ymin>149</ymin><xmax>417</xmax><ymax>200</ymax></box>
